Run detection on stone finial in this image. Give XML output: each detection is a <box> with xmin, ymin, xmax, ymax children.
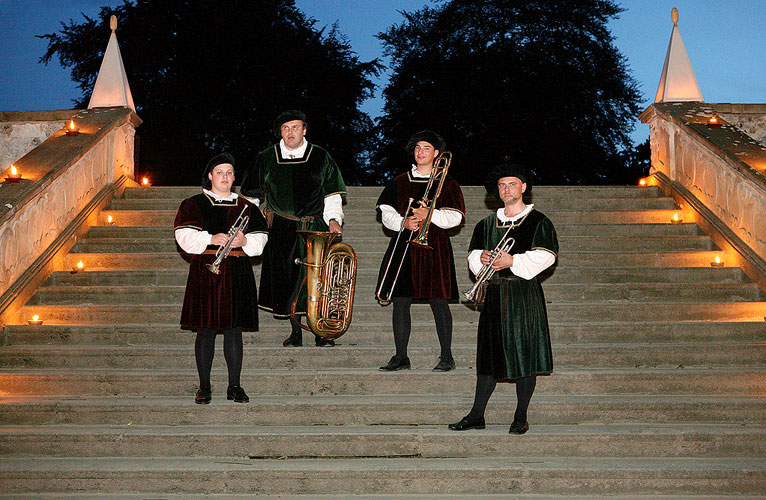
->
<box><xmin>110</xmin><ymin>15</ymin><xmax>117</xmax><ymax>32</ymax></box>
<box><xmin>671</xmin><ymin>7</ymin><xmax>679</xmax><ymax>25</ymax></box>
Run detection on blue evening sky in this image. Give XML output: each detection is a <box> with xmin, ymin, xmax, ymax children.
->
<box><xmin>1</xmin><ymin>0</ymin><xmax>764</xmax><ymax>145</ymax></box>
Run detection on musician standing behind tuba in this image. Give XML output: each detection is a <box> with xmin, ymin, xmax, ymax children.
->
<box><xmin>376</xmin><ymin>130</ymin><xmax>465</xmax><ymax>372</ymax></box>
<box><xmin>174</xmin><ymin>153</ymin><xmax>268</xmax><ymax>405</ymax></box>
<box><xmin>240</xmin><ymin>110</ymin><xmax>346</xmax><ymax>347</ymax></box>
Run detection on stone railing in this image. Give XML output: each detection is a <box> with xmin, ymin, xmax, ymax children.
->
<box><xmin>0</xmin><ymin>110</ymin><xmax>77</xmax><ymax>173</ymax></box>
<box><xmin>640</xmin><ymin>102</ymin><xmax>766</xmax><ymax>289</ymax></box>
<box><xmin>0</xmin><ymin>108</ymin><xmax>141</xmax><ymax>325</ymax></box>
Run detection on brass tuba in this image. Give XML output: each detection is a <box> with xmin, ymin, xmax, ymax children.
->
<box><xmin>291</xmin><ymin>230</ymin><xmax>357</xmax><ymax>339</ymax></box>
<box><xmin>410</xmin><ymin>151</ymin><xmax>452</xmax><ymax>249</ymax></box>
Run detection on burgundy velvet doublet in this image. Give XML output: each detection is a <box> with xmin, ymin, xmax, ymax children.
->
<box><xmin>174</xmin><ymin>193</ymin><xmax>267</xmax><ymax>331</ymax></box>
<box><xmin>376</xmin><ymin>170</ymin><xmax>465</xmax><ymax>300</ymax></box>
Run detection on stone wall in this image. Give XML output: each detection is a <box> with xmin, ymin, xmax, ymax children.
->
<box><xmin>0</xmin><ymin>108</ymin><xmax>141</xmax><ymax>322</ymax></box>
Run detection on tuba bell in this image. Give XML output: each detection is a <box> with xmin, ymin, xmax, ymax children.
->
<box><xmin>291</xmin><ymin>230</ymin><xmax>357</xmax><ymax>339</ymax></box>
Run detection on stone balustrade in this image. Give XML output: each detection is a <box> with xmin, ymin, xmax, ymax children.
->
<box><xmin>640</xmin><ymin>102</ymin><xmax>766</xmax><ymax>286</ymax></box>
<box><xmin>0</xmin><ymin>108</ymin><xmax>141</xmax><ymax>324</ymax></box>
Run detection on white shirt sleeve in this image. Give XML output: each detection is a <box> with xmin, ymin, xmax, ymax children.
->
<box><xmin>510</xmin><ymin>249</ymin><xmax>556</xmax><ymax>280</ymax></box>
<box><xmin>175</xmin><ymin>227</ymin><xmax>212</xmax><ymax>255</ymax></box>
<box><xmin>242</xmin><ymin>233</ymin><xmax>268</xmax><ymax>257</ymax></box>
<box><xmin>379</xmin><ymin>204</ymin><xmax>404</xmax><ymax>231</ymax></box>
<box><xmin>323</xmin><ymin>193</ymin><xmax>344</xmax><ymax>225</ymax></box>
<box><xmin>429</xmin><ymin>208</ymin><xmax>463</xmax><ymax>229</ymax></box>
<box><xmin>467</xmin><ymin>249</ymin><xmax>483</xmax><ymax>276</ymax></box>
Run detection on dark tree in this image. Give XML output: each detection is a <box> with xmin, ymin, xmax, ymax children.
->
<box><xmin>375</xmin><ymin>0</ymin><xmax>642</xmax><ymax>185</ymax></box>
<box><xmin>40</xmin><ymin>0</ymin><xmax>381</xmax><ymax>185</ymax></box>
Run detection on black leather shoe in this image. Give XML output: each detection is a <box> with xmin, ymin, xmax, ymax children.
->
<box><xmin>432</xmin><ymin>356</ymin><xmax>455</xmax><ymax>372</ymax></box>
<box><xmin>195</xmin><ymin>387</ymin><xmax>211</xmax><ymax>405</ymax></box>
<box><xmin>227</xmin><ymin>385</ymin><xmax>249</xmax><ymax>403</ymax></box>
<box><xmin>315</xmin><ymin>336</ymin><xmax>335</xmax><ymax>347</ymax></box>
<box><xmin>282</xmin><ymin>335</ymin><xmax>302</xmax><ymax>347</ymax></box>
<box><xmin>448</xmin><ymin>415</ymin><xmax>485</xmax><ymax>431</ymax></box>
<box><xmin>509</xmin><ymin>420</ymin><xmax>529</xmax><ymax>434</ymax></box>
<box><xmin>379</xmin><ymin>355</ymin><xmax>411</xmax><ymax>371</ymax></box>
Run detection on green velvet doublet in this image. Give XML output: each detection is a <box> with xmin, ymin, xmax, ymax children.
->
<box><xmin>469</xmin><ymin>210</ymin><xmax>559</xmax><ymax>380</ymax></box>
<box><xmin>240</xmin><ymin>143</ymin><xmax>346</xmax><ymax>317</ymax></box>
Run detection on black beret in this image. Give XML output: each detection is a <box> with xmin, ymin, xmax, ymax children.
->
<box><xmin>404</xmin><ymin>129</ymin><xmax>446</xmax><ymax>153</ymax></box>
<box><xmin>201</xmin><ymin>152</ymin><xmax>236</xmax><ymax>189</ymax></box>
<box><xmin>484</xmin><ymin>163</ymin><xmax>531</xmax><ymax>201</ymax></box>
<box><xmin>274</xmin><ymin>109</ymin><xmax>307</xmax><ymax>136</ymax></box>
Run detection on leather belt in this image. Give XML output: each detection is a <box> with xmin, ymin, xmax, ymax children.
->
<box><xmin>488</xmin><ymin>276</ymin><xmax>523</xmax><ymax>283</ymax></box>
<box><xmin>202</xmin><ymin>249</ymin><xmax>246</xmax><ymax>257</ymax></box>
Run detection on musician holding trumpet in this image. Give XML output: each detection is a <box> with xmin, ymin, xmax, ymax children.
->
<box><xmin>174</xmin><ymin>153</ymin><xmax>268</xmax><ymax>405</ymax></box>
<box><xmin>376</xmin><ymin>130</ymin><xmax>465</xmax><ymax>372</ymax></box>
<box><xmin>449</xmin><ymin>163</ymin><xmax>558</xmax><ymax>434</ymax></box>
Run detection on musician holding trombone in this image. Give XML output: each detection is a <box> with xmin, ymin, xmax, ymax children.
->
<box><xmin>174</xmin><ymin>153</ymin><xmax>268</xmax><ymax>405</ymax></box>
<box><xmin>449</xmin><ymin>163</ymin><xmax>558</xmax><ymax>434</ymax></box>
<box><xmin>376</xmin><ymin>130</ymin><xmax>465</xmax><ymax>372</ymax></box>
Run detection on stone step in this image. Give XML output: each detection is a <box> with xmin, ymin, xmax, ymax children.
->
<box><xmin>0</xmin><ymin>496</ymin><xmax>760</xmax><ymax>500</ymax></box>
<box><xmin>5</xmin><ymin>321</ymin><xmax>764</xmax><ymax>346</ymax></box>
<box><xmin>0</xmin><ymin>456</ymin><xmax>762</xmax><ymax>495</ymax></box>
<box><xmin>87</xmin><ymin>221</ymin><xmax>703</xmax><ymax>238</ymax></box>
<box><xmin>64</xmin><ymin>250</ymin><xmax>730</xmax><ymax>270</ymax></box>
<box><xmin>1</xmin><ymin>342</ymin><xmax>762</xmax><ymax>370</ymax></box>
<box><xmin>108</xmin><ymin>196</ymin><xmax>679</xmax><ymax>211</ymax></box>
<box><xmin>2</xmin><ymin>394</ymin><xmax>762</xmax><ymax>426</ymax></box>
<box><xmin>26</xmin><ymin>281</ymin><xmax>763</xmax><ymax>305</ymax></box>
<box><xmin>20</xmin><ymin>301</ymin><xmax>766</xmax><ymax>325</ymax></box>
<box><xmin>72</xmin><ymin>235</ymin><xmax>716</xmax><ymax>253</ymax></box>
<box><xmin>2</xmin><ymin>423</ymin><xmax>764</xmax><ymax>458</ymax></box>
<box><xmin>42</xmin><ymin>266</ymin><xmax>749</xmax><ymax>287</ymax></box>
<box><xmin>101</xmin><ymin>208</ymin><xmax>687</xmax><ymax>226</ymax></box>
<box><xmin>0</xmin><ymin>368</ymin><xmax>762</xmax><ymax>396</ymax></box>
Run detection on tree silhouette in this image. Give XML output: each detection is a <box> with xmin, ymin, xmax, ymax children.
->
<box><xmin>40</xmin><ymin>0</ymin><xmax>382</xmax><ymax>185</ymax></box>
<box><xmin>375</xmin><ymin>0</ymin><xmax>642</xmax><ymax>185</ymax></box>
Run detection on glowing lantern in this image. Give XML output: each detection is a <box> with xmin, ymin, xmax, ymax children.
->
<box><xmin>28</xmin><ymin>314</ymin><xmax>43</xmax><ymax>326</ymax></box>
<box><xmin>710</xmin><ymin>255</ymin><xmax>724</xmax><ymax>267</ymax></box>
<box><xmin>65</xmin><ymin>119</ymin><xmax>80</xmax><ymax>136</ymax></box>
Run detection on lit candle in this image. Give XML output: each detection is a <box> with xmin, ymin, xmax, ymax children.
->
<box><xmin>28</xmin><ymin>314</ymin><xmax>43</xmax><ymax>326</ymax></box>
<box><xmin>65</xmin><ymin>119</ymin><xmax>80</xmax><ymax>136</ymax></box>
<box><xmin>671</xmin><ymin>213</ymin><xmax>682</xmax><ymax>224</ymax></box>
<box><xmin>72</xmin><ymin>260</ymin><xmax>85</xmax><ymax>273</ymax></box>
<box><xmin>707</xmin><ymin>115</ymin><xmax>721</xmax><ymax>129</ymax></box>
<box><xmin>107</xmin><ymin>215</ymin><xmax>115</xmax><ymax>225</ymax></box>
<box><xmin>638</xmin><ymin>178</ymin><xmax>647</xmax><ymax>186</ymax></box>
<box><xmin>5</xmin><ymin>165</ymin><xmax>22</xmax><ymax>183</ymax></box>
<box><xmin>710</xmin><ymin>255</ymin><xmax>724</xmax><ymax>267</ymax></box>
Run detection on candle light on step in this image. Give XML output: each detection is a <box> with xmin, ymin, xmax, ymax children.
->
<box><xmin>5</xmin><ymin>165</ymin><xmax>22</xmax><ymax>183</ymax></box>
<box><xmin>28</xmin><ymin>315</ymin><xmax>43</xmax><ymax>326</ymax></box>
<box><xmin>710</xmin><ymin>255</ymin><xmax>724</xmax><ymax>267</ymax></box>
<box><xmin>638</xmin><ymin>177</ymin><xmax>647</xmax><ymax>186</ymax></box>
<box><xmin>107</xmin><ymin>215</ymin><xmax>115</xmax><ymax>225</ymax></box>
<box><xmin>142</xmin><ymin>177</ymin><xmax>151</xmax><ymax>186</ymax></box>
<box><xmin>671</xmin><ymin>213</ymin><xmax>683</xmax><ymax>224</ymax></box>
<box><xmin>72</xmin><ymin>260</ymin><xmax>84</xmax><ymax>273</ymax></box>
<box><xmin>65</xmin><ymin>119</ymin><xmax>80</xmax><ymax>136</ymax></box>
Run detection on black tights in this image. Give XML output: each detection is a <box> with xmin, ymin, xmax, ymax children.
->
<box><xmin>195</xmin><ymin>327</ymin><xmax>243</xmax><ymax>389</ymax></box>
<box><xmin>392</xmin><ymin>297</ymin><xmax>452</xmax><ymax>359</ymax></box>
<box><xmin>467</xmin><ymin>374</ymin><xmax>537</xmax><ymax>423</ymax></box>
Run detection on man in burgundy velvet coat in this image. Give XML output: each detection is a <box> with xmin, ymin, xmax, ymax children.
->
<box><xmin>174</xmin><ymin>153</ymin><xmax>268</xmax><ymax>405</ymax></box>
<box><xmin>375</xmin><ymin>130</ymin><xmax>465</xmax><ymax>372</ymax></box>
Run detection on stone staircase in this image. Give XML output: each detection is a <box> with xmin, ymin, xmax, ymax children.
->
<box><xmin>1</xmin><ymin>185</ymin><xmax>765</xmax><ymax>499</ymax></box>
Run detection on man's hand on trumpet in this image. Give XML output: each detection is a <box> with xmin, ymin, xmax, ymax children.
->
<box><xmin>211</xmin><ymin>230</ymin><xmax>247</xmax><ymax>248</ymax></box>
<box><xmin>481</xmin><ymin>249</ymin><xmax>514</xmax><ymax>270</ymax></box>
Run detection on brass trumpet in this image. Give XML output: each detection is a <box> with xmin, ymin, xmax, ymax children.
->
<box><xmin>462</xmin><ymin>224</ymin><xmax>516</xmax><ymax>302</ymax></box>
<box><xmin>206</xmin><ymin>205</ymin><xmax>249</xmax><ymax>275</ymax></box>
<box><xmin>410</xmin><ymin>151</ymin><xmax>452</xmax><ymax>249</ymax></box>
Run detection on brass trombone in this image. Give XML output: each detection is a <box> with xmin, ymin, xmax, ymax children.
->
<box><xmin>461</xmin><ymin>224</ymin><xmax>516</xmax><ymax>302</ymax></box>
<box><xmin>376</xmin><ymin>197</ymin><xmax>415</xmax><ymax>304</ymax></box>
<box><xmin>206</xmin><ymin>205</ymin><xmax>249</xmax><ymax>275</ymax></box>
<box><xmin>410</xmin><ymin>151</ymin><xmax>452</xmax><ymax>249</ymax></box>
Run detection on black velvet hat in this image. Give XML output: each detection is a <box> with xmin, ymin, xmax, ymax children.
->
<box><xmin>484</xmin><ymin>163</ymin><xmax>531</xmax><ymax>201</ymax></box>
<box><xmin>201</xmin><ymin>152</ymin><xmax>236</xmax><ymax>189</ymax></box>
<box><xmin>404</xmin><ymin>129</ymin><xmax>446</xmax><ymax>153</ymax></box>
<box><xmin>274</xmin><ymin>109</ymin><xmax>307</xmax><ymax>136</ymax></box>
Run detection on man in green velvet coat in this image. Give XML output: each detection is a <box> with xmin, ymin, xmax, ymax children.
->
<box><xmin>240</xmin><ymin>110</ymin><xmax>345</xmax><ymax>347</ymax></box>
<box><xmin>449</xmin><ymin>163</ymin><xmax>558</xmax><ymax>435</ymax></box>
